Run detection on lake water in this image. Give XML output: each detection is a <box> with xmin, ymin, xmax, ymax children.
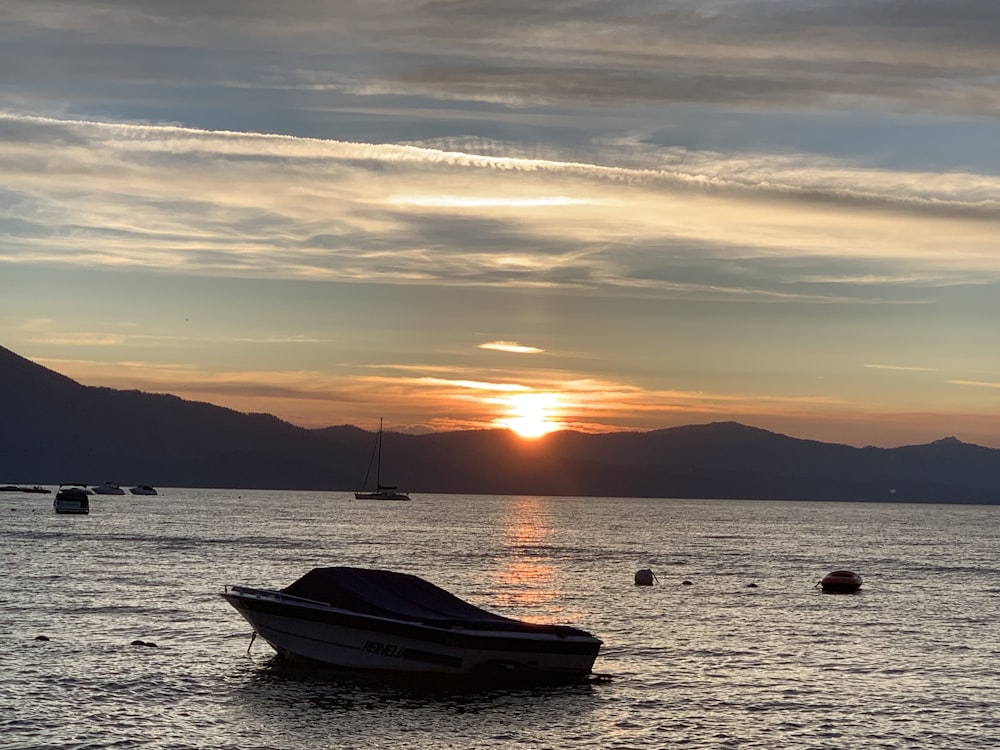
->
<box><xmin>2</xmin><ymin>490</ymin><xmax>998</xmax><ymax>749</ymax></box>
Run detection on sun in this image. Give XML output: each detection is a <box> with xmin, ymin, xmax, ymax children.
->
<box><xmin>503</xmin><ymin>392</ymin><xmax>561</xmax><ymax>439</ymax></box>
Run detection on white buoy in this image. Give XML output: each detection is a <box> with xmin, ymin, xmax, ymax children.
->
<box><xmin>634</xmin><ymin>568</ymin><xmax>655</xmax><ymax>586</ymax></box>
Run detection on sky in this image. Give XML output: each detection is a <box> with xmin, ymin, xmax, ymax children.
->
<box><xmin>2</xmin><ymin>1</ymin><xmax>1000</xmax><ymax>447</ymax></box>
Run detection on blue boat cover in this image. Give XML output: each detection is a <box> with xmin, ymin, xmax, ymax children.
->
<box><xmin>282</xmin><ymin>566</ymin><xmax>590</xmax><ymax>636</ymax></box>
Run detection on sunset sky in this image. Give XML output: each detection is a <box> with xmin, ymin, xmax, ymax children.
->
<box><xmin>2</xmin><ymin>1</ymin><xmax>1000</xmax><ymax>446</ymax></box>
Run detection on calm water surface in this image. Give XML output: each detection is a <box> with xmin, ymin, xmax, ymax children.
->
<box><xmin>2</xmin><ymin>491</ymin><xmax>998</xmax><ymax>749</ymax></box>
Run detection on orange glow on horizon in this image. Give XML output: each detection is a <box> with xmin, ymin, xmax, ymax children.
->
<box><xmin>36</xmin><ymin>356</ymin><xmax>1000</xmax><ymax>450</ymax></box>
<box><xmin>498</xmin><ymin>391</ymin><xmax>563</xmax><ymax>438</ymax></box>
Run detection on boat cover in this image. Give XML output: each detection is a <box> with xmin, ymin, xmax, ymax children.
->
<box><xmin>282</xmin><ymin>567</ymin><xmax>590</xmax><ymax>636</ymax></box>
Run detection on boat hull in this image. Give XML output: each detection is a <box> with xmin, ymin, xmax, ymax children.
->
<box><xmin>221</xmin><ymin>587</ymin><xmax>600</xmax><ymax>680</ymax></box>
<box><xmin>54</xmin><ymin>497</ymin><xmax>90</xmax><ymax>514</ymax></box>
<box><xmin>54</xmin><ymin>485</ymin><xmax>90</xmax><ymax>514</ymax></box>
<box><xmin>354</xmin><ymin>491</ymin><xmax>410</xmax><ymax>501</ymax></box>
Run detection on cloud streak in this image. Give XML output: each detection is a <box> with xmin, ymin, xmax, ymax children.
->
<box><xmin>479</xmin><ymin>341</ymin><xmax>544</xmax><ymax>354</ymax></box>
<box><xmin>2</xmin><ymin>113</ymin><xmax>999</xmax><ymax>301</ymax></box>
<box><xmin>7</xmin><ymin>1</ymin><xmax>999</xmax><ymax>118</ymax></box>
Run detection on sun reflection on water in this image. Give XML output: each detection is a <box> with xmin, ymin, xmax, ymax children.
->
<box><xmin>486</xmin><ymin>496</ymin><xmax>561</xmax><ymax>621</ymax></box>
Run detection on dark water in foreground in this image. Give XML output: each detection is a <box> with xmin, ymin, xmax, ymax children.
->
<box><xmin>2</xmin><ymin>491</ymin><xmax>998</xmax><ymax>749</ymax></box>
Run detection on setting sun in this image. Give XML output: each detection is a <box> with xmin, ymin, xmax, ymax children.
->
<box><xmin>502</xmin><ymin>392</ymin><xmax>562</xmax><ymax>438</ymax></box>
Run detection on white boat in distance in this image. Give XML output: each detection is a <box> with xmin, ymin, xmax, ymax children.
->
<box><xmin>53</xmin><ymin>483</ymin><xmax>91</xmax><ymax>514</ymax></box>
<box><xmin>92</xmin><ymin>481</ymin><xmax>125</xmax><ymax>495</ymax></box>
<box><xmin>220</xmin><ymin>567</ymin><xmax>602</xmax><ymax>681</ymax></box>
<box><xmin>130</xmin><ymin>485</ymin><xmax>158</xmax><ymax>495</ymax></box>
<box><xmin>355</xmin><ymin>419</ymin><xmax>409</xmax><ymax>500</ymax></box>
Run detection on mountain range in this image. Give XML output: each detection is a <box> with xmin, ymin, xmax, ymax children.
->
<box><xmin>3</xmin><ymin>345</ymin><xmax>999</xmax><ymax>503</ymax></box>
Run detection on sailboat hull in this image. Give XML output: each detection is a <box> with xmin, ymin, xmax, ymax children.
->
<box><xmin>354</xmin><ymin>490</ymin><xmax>410</xmax><ymax>501</ymax></box>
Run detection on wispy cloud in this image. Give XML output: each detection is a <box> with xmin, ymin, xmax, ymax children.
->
<box><xmin>479</xmin><ymin>341</ymin><xmax>544</xmax><ymax>354</ymax></box>
<box><xmin>950</xmin><ymin>379</ymin><xmax>1000</xmax><ymax>390</ymax></box>
<box><xmin>2</xmin><ymin>114</ymin><xmax>999</xmax><ymax>303</ymax></box>
<box><xmin>865</xmin><ymin>364</ymin><xmax>938</xmax><ymax>372</ymax></box>
<box><xmin>8</xmin><ymin>1</ymin><xmax>996</xmax><ymax>117</ymax></box>
<box><xmin>17</xmin><ymin>319</ymin><xmax>333</xmax><ymax>347</ymax></box>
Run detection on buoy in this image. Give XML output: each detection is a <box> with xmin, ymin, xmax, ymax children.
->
<box><xmin>681</xmin><ymin>580</ymin><xmax>693</xmax><ymax>586</ymax></box>
<box><xmin>34</xmin><ymin>635</ymin><xmax>49</xmax><ymax>641</ymax></box>
<box><xmin>747</xmin><ymin>582</ymin><xmax>758</xmax><ymax>588</ymax></box>
<box><xmin>819</xmin><ymin>570</ymin><xmax>862</xmax><ymax>593</ymax></box>
<box><xmin>634</xmin><ymin>569</ymin><xmax>656</xmax><ymax>586</ymax></box>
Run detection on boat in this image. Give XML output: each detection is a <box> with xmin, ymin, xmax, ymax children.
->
<box><xmin>819</xmin><ymin>570</ymin><xmax>863</xmax><ymax>593</ymax></box>
<box><xmin>53</xmin><ymin>484</ymin><xmax>91</xmax><ymax>514</ymax></box>
<box><xmin>130</xmin><ymin>485</ymin><xmax>158</xmax><ymax>495</ymax></box>
<box><xmin>0</xmin><ymin>484</ymin><xmax>50</xmax><ymax>493</ymax></box>
<box><xmin>220</xmin><ymin>566</ymin><xmax>602</xmax><ymax>681</ymax></box>
<box><xmin>92</xmin><ymin>481</ymin><xmax>125</xmax><ymax>495</ymax></box>
<box><xmin>354</xmin><ymin>419</ymin><xmax>409</xmax><ymax>500</ymax></box>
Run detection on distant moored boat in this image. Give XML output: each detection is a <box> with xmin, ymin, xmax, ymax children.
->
<box><xmin>54</xmin><ymin>484</ymin><xmax>91</xmax><ymax>514</ymax></box>
<box><xmin>130</xmin><ymin>485</ymin><xmax>158</xmax><ymax>496</ymax></box>
<box><xmin>354</xmin><ymin>419</ymin><xmax>410</xmax><ymax>501</ymax></box>
<box><xmin>92</xmin><ymin>481</ymin><xmax>126</xmax><ymax>495</ymax></box>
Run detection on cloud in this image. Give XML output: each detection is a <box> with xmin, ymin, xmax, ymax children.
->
<box><xmin>306</xmin><ymin>5</ymin><xmax>992</xmax><ymax>119</ymax></box>
<box><xmin>865</xmin><ymin>364</ymin><xmax>938</xmax><ymax>372</ymax></box>
<box><xmin>2</xmin><ymin>113</ymin><xmax>999</xmax><ymax>308</ymax></box>
<box><xmin>4</xmin><ymin>1</ymin><xmax>1000</xmax><ymax>132</ymax></box>
<box><xmin>950</xmin><ymin>379</ymin><xmax>1000</xmax><ymax>390</ymax></box>
<box><xmin>479</xmin><ymin>341</ymin><xmax>544</xmax><ymax>354</ymax></box>
<box><xmin>17</xmin><ymin>318</ymin><xmax>334</xmax><ymax>348</ymax></box>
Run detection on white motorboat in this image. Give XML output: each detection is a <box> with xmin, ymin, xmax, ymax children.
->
<box><xmin>221</xmin><ymin>567</ymin><xmax>602</xmax><ymax>681</ymax></box>
<box><xmin>53</xmin><ymin>484</ymin><xmax>91</xmax><ymax>514</ymax></box>
<box><xmin>92</xmin><ymin>481</ymin><xmax>125</xmax><ymax>495</ymax></box>
<box><xmin>355</xmin><ymin>419</ymin><xmax>410</xmax><ymax>500</ymax></box>
<box><xmin>819</xmin><ymin>569</ymin><xmax>863</xmax><ymax>593</ymax></box>
<box><xmin>129</xmin><ymin>485</ymin><xmax>158</xmax><ymax>495</ymax></box>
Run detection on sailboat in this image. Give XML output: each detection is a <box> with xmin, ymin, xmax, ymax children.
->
<box><xmin>354</xmin><ymin>418</ymin><xmax>410</xmax><ymax>501</ymax></box>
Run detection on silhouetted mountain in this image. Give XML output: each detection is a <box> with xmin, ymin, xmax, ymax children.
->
<box><xmin>2</xmin><ymin>345</ymin><xmax>999</xmax><ymax>502</ymax></box>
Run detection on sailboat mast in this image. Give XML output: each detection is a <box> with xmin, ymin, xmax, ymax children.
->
<box><xmin>376</xmin><ymin>417</ymin><xmax>383</xmax><ymax>487</ymax></box>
